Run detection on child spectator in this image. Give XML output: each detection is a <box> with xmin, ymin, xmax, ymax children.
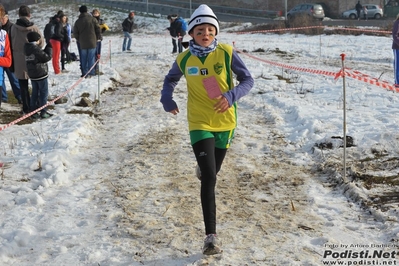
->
<box><xmin>24</xmin><ymin>31</ymin><xmax>53</xmax><ymax>119</ymax></box>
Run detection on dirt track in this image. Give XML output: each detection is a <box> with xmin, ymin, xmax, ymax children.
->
<box><xmin>83</xmin><ymin>54</ymin><xmax>376</xmax><ymax>265</ymax></box>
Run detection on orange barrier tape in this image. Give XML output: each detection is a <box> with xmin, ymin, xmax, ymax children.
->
<box><xmin>329</xmin><ymin>27</ymin><xmax>390</xmax><ymax>35</ymax></box>
<box><xmin>237</xmin><ymin>25</ymin><xmax>324</xmax><ymax>34</ymax></box>
<box><xmin>0</xmin><ymin>75</ymin><xmax>87</xmax><ymax>132</ymax></box>
<box><xmin>234</xmin><ymin>47</ymin><xmax>341</xmax><ymax>78</ymax></box>
<box><xmin>234</xmin><ymin>46</ymin><xmax>398</xmax><ymax>93</ymax></box>
<box><xmin>343</xmin><ymin>69</ymin><xmax>399</xmax><ymax>92</ymax></box>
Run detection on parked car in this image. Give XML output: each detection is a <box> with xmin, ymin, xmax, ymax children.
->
<box><xmin>286</xmin><ymin>3</ymin><xmax>325</xmax><ymax>20</ymax></box>
<box><xmin>384</xmin><ymin>0</ymin><xmax>399</xmax><ymax>18</ymax></box>
<box><xmin>341</xmin><ymin>4</ymin><xmax>383</xmax><ymax>19</ymax></box>
<box><xmin>316</xmin><ymin>2</ymin><xmax>332</xmax><ymax>18</ymax></box>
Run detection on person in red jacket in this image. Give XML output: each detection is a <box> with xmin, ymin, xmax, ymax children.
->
<box><xmin>0</xmin><ymin>10</ymin><xmax>20</xmax><ymax>104</ymax></box>
<box><xmin>0</xmin><ymin>4</ymin><xmax>12</xmax><ymax>108</ymax></box>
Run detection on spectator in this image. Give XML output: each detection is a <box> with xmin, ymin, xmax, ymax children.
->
<box><xmin>73</xmin><ymin>5</ymin><xmax>101</xmax><ymax>78</ymax></box>
<box><xmin>49</xmin><ymin>11</ymin><xmax>64</xmax><ymax>74</ymax></box>
<box><xmin>92</xmin><ymin>9</ymin><xmax>109</xmax><ymax>33</ymax></box>
<box><xmin>355</xmin><ymin>1</ymin><xmax>362</xmax><ymax>20</ymax></box>
<box><xmin>1</xmin><ymin>10</ymin><xmax>22</xmax><ymax>104</ymax></box>
<box><xmin>167</xmin><ymin>14</ymin><xmax>186</xmax><ymax>54</ymax></box>
<box><xmin>0</xmin><ymin>4</ymin><xmax>12</xmax><ymax>108</ymax></box>
<box><xmin>10</xmin><ymin>5</ymin><xmax>44</xmax><ymax>114</ymax></box>
<box><xmin>43</xmin><ymin>17</ymin><xmax>52</xmax><ymax>44</ymax></box>
<box><xmin>59</xmin><ymin>14</ymin><xmax>70</xmax><ymax>72</ymax></box>
<box><xmin>92</xmin><ymin>9</ymin><xmax>105</xmax><ymax>74</ymax></box>
<box><xmin>392</xmin><ymin>13</ymin><xmax>399</xmax><ymax>87</ymax></box>
<box><xmin>24</xmin><ymin>31</ymin><xmax>53</xmax><ymax>119</ymax></box>
<box><xmin>363</xmin><ymin>6</ymin><xmax>368</xmax><ymax>20</ymax></box>
<box><xmin>122</xmin><ymin>11</ymin><xmax>134</xmax><ymax>52</ymax></box>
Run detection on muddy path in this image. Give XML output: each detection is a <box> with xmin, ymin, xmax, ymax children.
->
<box><xmin>82</xmin><ymin>54</ymin><xmax>389</xmax><ymax>265</ymax></box>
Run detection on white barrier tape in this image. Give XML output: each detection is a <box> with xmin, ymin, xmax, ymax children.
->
<box><xmin>235</xmin><ymin>25</ymin><xmax>390</xmax><ymax>35</ymax></box>
<box><xmin>0</xmin><ymin>56</ymin><xmax>102</xmax><ymax>132</ymax></box>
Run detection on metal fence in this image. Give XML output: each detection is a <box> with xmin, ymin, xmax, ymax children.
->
<box><xmin>2</xmin><ymin>0</ymin><xmax>44</xmax><ymax>11</ymax></box>
<box><xmin>69</xmin><ymin>0</ymin><xmax>278</xmax><ymax>22</ymax></box>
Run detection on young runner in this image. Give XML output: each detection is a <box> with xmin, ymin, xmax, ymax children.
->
<box><xmin>160</xmin><ymin>4</ymin><xmax>254</xmax><ymax>255</ymax></box>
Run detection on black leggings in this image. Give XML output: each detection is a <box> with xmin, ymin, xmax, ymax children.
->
<box><xmin>192</xmin><ymin>138</ymin><xmax>227</xmax><ymax>235</ymax></box>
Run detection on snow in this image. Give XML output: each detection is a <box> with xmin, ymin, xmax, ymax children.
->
<box><xmin>1</xmin><ymin>2</ymin><xmax>399</xmax><ymax>265</ymax></box>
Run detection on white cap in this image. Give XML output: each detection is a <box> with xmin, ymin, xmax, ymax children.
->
<box><xmin>187</xmin><ymin>4</ymin><xmax>219</xmax><ymax>35</ymax></box>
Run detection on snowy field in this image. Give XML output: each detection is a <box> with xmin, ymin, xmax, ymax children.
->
<box><xmin>0</xmin><ymin>2</ymin><xmax>399</xmax><ymax>265</ymax></box>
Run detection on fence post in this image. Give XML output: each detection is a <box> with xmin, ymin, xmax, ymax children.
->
<box><xmin>98</xmin><ymin>60</ymin><xmax>101</xmax><ymax>106</ymax></box>
<box><xmin>109</xmin><ymin>39</ymin><xmax>112</xmax><ymax>68</ymax></box>
<box><xmin>340</xmin><ymin>53</ymin><xmax>348</xmax><ymax>183</ymax></box>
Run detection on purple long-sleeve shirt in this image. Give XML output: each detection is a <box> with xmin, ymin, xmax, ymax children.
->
<box><xmin>161</xmin><ymin>50</ymin><xmax>254</xmax><ymax>112</ymax></box>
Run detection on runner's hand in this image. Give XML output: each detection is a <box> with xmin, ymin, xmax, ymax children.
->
<box><xmin>170</xmin><ymin>108</ymin><xmax>179</xmax><ymax>115</ymax></box>
<box><xmin>214</xmin><ymin>96</ymin><xmax>229</xmax><ymax>113</ymax></box>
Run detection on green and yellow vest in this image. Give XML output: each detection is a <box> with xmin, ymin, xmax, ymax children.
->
<box><xmin>176</xmin><ymin>43</ymin><xmax>237</xmax><ymax>132</ymax></box>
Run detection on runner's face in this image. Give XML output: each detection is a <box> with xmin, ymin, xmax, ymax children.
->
<box><xmin>190</xmin><ymin>23</ymin><xmax>216</xmax><ymax>48</ymax></box>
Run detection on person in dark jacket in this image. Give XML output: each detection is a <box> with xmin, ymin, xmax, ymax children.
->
<box><xmin>24</xmin><ymin>31</ymin><xmax>53</xmax><ymax>119</ymax></box>
<box><xmin>43</xmin><ymin>17</ymin><xmax>52</xmax><ymax>44</ymax></box>
<box><xmin>355</xmin><ymin>1</ymin><xmax>362</xmax><ymax>20</ymax></box>
<box><xmin>122</xmin><ymin>11</ymin><xmax>134</xmax><ymax>51</ymax></box>
<box><xmin>10</xmin><ymin>5</ymin><xmax>44</xmax><ymax>114</ymax></box>
<box><xmin>59</xmin><ymin>14</ymin><xmax>70</xmax><ymax>72</ymax></box>
<box><xmin>49</xmin><ymin>11</ymin><xmax>64</xmax><ymax>74</ymax></box>
<box><xmin>1</xmin><ymin>11</ymin><xmax>22</xmax><ymax>104</ymax></box>
<box><xmin>73</xmin><ymin>5</ymin><xmax>101</xmax><ymax>77</ymax></box>
<box><xmin>167</xmin><ymin>14</ymin><xmax>186</xmax><ymax>53</ymax></box>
